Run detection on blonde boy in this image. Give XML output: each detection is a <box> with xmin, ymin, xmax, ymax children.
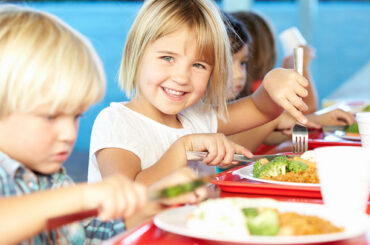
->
<box><xmin>0</xmin><ymin>5</ymin><xmax>147</xmax><ymax>244</ymax></box>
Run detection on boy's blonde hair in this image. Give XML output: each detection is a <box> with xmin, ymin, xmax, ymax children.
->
<box><xmin>0</xmin><ymin>5</ymin><xmax>105</xmax><ymax>119</ymax></box>
<box><xmin>119</xmin><ymin>0</ymin><xmax>231</xmax><ymax>119</ymax></box>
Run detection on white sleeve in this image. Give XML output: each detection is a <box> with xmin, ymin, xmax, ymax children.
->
<box><xmin>88</xmin><ymin>107</ymin><xmax>145</xmax><ymax>182</ymax></box>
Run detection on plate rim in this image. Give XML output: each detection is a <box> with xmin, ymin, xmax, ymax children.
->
<box><xmin>154</xmin><ymin>200</ymin><xmax>368</xmax><ymax>244</ymax></box>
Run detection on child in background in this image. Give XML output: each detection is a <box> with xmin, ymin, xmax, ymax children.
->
<box><xmin>88</xmin><ymin>0</ymin><xmax>312</xmax><ymax>186</ymax></box>
<box><xmin>232</xmin><ymin>11</ymin><xmax>318</xmax><ymax>114</ymax></box>
<box><xmin>0</xmin><ymin>5</ymin><xmax>206</xmax><ymax>244</ymax></box>
<box><xmin>225</xmin><ymin>11</ymin><xmax>355</xmax><ymax>154</ymax></box>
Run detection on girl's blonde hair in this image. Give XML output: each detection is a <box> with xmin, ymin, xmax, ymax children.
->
<box><xmin>119</xmin><ymin>0</ymin><xmax>231</xmax><ymax>119</ymax></box>
<box><xmin>0</xmin><ymin>5</ymin><xmax>106</xmax><ymax>119</ymax></box>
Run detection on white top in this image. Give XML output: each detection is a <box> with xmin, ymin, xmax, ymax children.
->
<box><xmin>88</xmin><ymin>101</ymin><xmax>218</xmax><ymax>182</ymax></box>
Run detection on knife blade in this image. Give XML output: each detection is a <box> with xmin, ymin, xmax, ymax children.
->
<box><xmin>186</xmin><ymin>151</ymin><xmax>293</xmax><ymax>163</ymax></box>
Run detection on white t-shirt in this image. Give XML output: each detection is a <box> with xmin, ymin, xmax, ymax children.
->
<box><xmin>88</xmin><ymin>101</ymin><xmax>218</xmax><ymax>182</ymax></box>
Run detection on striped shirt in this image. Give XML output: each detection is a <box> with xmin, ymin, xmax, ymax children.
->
<box><xmin>0</xmin><ymin>151</ymin><xmax>124</xmax><ymax>244</ymax></box>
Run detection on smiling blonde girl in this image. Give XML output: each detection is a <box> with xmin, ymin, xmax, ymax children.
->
<box><xmin>88</xmin><ymin>0</ymin><xmax>310</xmax><ymax>186</ymax></box>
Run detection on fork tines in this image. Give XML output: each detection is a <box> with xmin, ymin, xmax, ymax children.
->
<box><xmin>292</xmin><ymin>124</ymin><xmax>308</xmax><ymax>156</ymax></box>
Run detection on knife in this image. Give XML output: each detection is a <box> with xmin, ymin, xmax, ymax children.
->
<box><xmin>149</xmin><ymin>174</ymin><xmax>214</xmax><ymax>200</ymax></box>
<box><xmin>46</xmin><ymin>175</ymin><xmax>214</xmax><ymax>231</ymax></box>
<box><xmin>186</xmin><ymin>151</ymin><xmax>293</xmax><ymax>162</ymax></box>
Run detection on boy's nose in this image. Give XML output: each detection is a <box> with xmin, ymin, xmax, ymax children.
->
<box><xmin>57</xmin><ymin>117</ymin><xmax>78</xmax><ymax>143</ymax></box>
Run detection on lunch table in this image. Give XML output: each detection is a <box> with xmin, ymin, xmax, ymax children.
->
<box><xmin>105</xmin><ymin>101</ymin><xmax>369</xmax><ymax>244</ymax></box>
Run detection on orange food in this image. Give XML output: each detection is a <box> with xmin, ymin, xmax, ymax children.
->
<box><xmin>279</xmin><ymin>212</ymin><xmax>344</xmax><ymax>235</ymax></box>
<box><xmin>345</xmin><ymin>132</ymin><xmax>360</xmax><ymax>137</ymax></box>
<box><xmin>264</xmin><ymin>166</ymin><xmax>319</xmax><ymax>184</ymax></box>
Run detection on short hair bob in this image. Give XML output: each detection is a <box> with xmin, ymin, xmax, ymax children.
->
<box><xmin>119</xmin><ymin>0</ymin><xmax>232</xmax><ymax>119</ymax></box>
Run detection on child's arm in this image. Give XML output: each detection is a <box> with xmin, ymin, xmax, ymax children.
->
<box><xmin>97</xmin><ymin>133</ymin><xmax>252</xmax><ymax>186</ymax></box>
<box><xmin>219</xmin><ymin>68</ymin><xmax>309</xmax><ymax>135</ymax></box>
<box><xmin>307</xmin><ymin>108</ymin><xmax>356</xmax><ymax>126</ymax></box>
<box><xmin>0</xmin><ymin>174</ymin><xmax>147</xmax><ymax>244</ymax></box>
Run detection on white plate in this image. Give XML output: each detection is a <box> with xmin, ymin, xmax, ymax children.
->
<box><xmin>323</xmin><ymin>126</ymin><xmax>361</xmax><ymax>141</ymax></box>
<box><xmin>154</xmin><ymin>198</ymin><xmax>369</xmax><ymax>244</ymax></box>
<box><xmin>234</xmin><ymin>164</ymin><xmax>320</xmax><ymax>187</ymax></box>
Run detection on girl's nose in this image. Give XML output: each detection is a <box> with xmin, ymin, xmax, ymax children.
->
<box><xmin>171</xmin><ymin>64</ymin><xmax>189</xmax><ymax>84</ymax></box>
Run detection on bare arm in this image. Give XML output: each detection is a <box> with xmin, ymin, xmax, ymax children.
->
<box><xmin>97</xmin><ymin>133</ymin><xmax>253</xmax><ymax>186</ymax></box>
<box><xmin>0</xmin><ymin>175</ymin><xmax>147</xmax><ymax>244</ymax></box>
<box><xmin>219</xmin><ymin>86</ymin><xmax>282</xmax><ymax>136</ymax></box>
<box><xmin>228</xmin><ymin>119</ymin><xmax>278</xmax><ymax>152</ymax></box>
<box><xmin>97</xmin><ymin>139</ymin><xmax>188</xmax><ymax>187</ymax></box>
<box><xmin>0</xmin><ymin>185</ymin><xmax>87</xmax><ymax>244</ymax></box>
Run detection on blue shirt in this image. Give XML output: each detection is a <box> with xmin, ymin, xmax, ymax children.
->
<box><xmin>0</xmin><ymin>151</ymin><xmax>124</xmax><ymax>244</ymax></box>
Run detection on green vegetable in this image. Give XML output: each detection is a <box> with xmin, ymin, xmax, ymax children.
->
<box><xmin>363</xmin><ymin>105</ymin><xmax>370</xmax><ymax>112</ymax></box>
<box><xmin>245</xmin><ymin>208</ymin><xmax>280</xmax><ymax>236</ymax></box>
<box><xmin>162</xmin><ymin>179</ymin><xmax>204</xmax><ymax>198</ymax></box>
<box><xmin>242</xmin><ymin>208</ymin><xmax>258</xmax><ymax>218</ymax></box>
<box><xmin>253</xmin><ymin>160</ymin><xmax>263</xmax><ymax>177</ymax></box>
<box><xmin>344</xmin><ymin>123</ymin><xmax>359</xmax><ymax>134</ymax></box>
<box><xmin>254</xmin><ymin>156</ymin><xmax>288</xmax><ymax>178</ymax></box>
<box><xmin>287</xmin><ymin>160</ymin><xmax>308</xmax><ymax>173</ymax></box>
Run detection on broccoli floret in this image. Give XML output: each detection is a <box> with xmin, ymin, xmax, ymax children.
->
<box><xmin>253</xmin><ymin>160</ymin><xmax>263</xmax><ymax>177</ymax></box>
<box><xmin>344</xmin><ymin>123</ymin><xmax>359</xmax><ymax>134</ymax></box>
<box><xmin>246</xmin><ymin>208</ymin><xmax>280</xmax><ymax>236</ymax></box>
<box><xmin>242</xmin><ymin>208</ymin><xmax>258</xmax><ymax>218</ymax></box>
<box><xmin>254</xmin><ymin>156</ymin><xmax>288</xmax><ymax>178</ymax></box>
<box><xmin>287</xmin><ymin>160</ymin><xmax>308</xmax><ymax>173</ymax></box>
<box><xmin>270</xmin><ymin>156</ymin><xmax>289</xmax><ymax>164</ymax></box>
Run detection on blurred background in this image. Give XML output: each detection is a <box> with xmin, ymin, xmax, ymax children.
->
<box><xmin>7</xmin><ymin>0</ymin><xmax>369</xmax><ymax>181</ymax></box>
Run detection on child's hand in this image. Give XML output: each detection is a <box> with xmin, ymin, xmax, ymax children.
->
<box><xmin>182</xmin><ymin>133</ymin><xmax>253</xmax><ymax>168</ymax></box>
<box><xmin>263</xmin><ymin>68</ymin><xmax>309</xmax><ymax>124</ymax></box>
<box><xmin>276</xmin><ymin>112</ymin><xmax>321</xmax><ymax>135</ymax></box>
<box><xmin>149</xmin><ymin>167</ymin><xmax>207</xmax><ymax>206</ymax></box>
<box><xmin>85</xmin><ymin>174</ymin><xmax>147</xmax><ymax>221</ymax></box>
<box><xmin>308</xmin><ymin>109</ymin><xmax>356</xmax><ymax>126</ymax></box>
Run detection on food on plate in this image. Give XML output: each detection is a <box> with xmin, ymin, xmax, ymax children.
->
<box><xmin>187</xmin><ymin>198</ymin><xmax>343</xmax><ymax>237</ymax></box>
<box><xmin>344</xmin><ymin>123</ymin><xmax>359</xmax><ymax>137</ymax></box>
<box><xmin>252</xmin><ymin>153</ymin><xmax>319</xmax><ymax>183</ymax></box>
<box><xmin>344</xmin><ymin>105</ymin><xmax>370</xmax><ymax>137</ymax></box>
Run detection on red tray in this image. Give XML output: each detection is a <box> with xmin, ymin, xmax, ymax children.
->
<box><xmin>308</xmin><ymin>129</ymin><xmax>362</xmax><ymax>149</ymax></box>
<box><xmin>212</xmin><ymin>164</ymin><xmax>370</xmax><ymax>202</ymax></box>
<box><xmin>213</xmin><ymin>164</ymin><xmax>323</xmax><ymax>198</ymax></box>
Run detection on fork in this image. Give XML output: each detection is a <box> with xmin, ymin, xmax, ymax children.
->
<box><xmin>291</xmin><ymin>47</ymin><xmax>307</xmax><ymax>156</ymax></box>
<box><xmin>292</xmin><ymin>123</ymin><xmax>308</xmax><ymax>156</ymax></box>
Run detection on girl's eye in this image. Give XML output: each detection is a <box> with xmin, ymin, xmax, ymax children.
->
<box><xmin>161</xmin><ymin>56</ymin><xmax>174</xmax><ymax>62</ymax></box>
<box><xmin>241</xmin><ymin>61</ymin><xmax>248</xmax><ymax>68</ymax></box>
<box><xmin>193</xmin><ymin>63</ymin><xmax>206</xmax><ymax>69</ymax></box>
